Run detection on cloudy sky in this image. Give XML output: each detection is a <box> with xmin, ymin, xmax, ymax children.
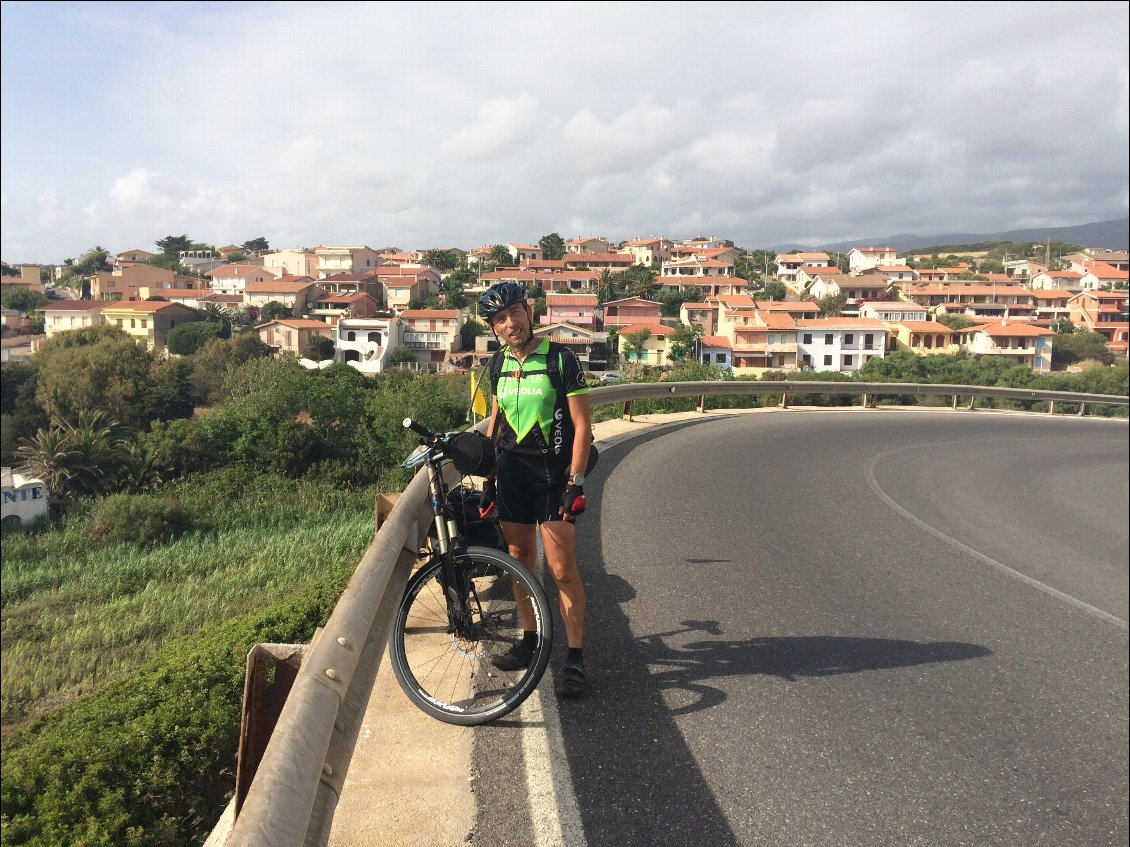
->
<box><xmin>2</xmin><ymin>1</ymin><xmax>1127</xmax><ymax>265</ymax></box>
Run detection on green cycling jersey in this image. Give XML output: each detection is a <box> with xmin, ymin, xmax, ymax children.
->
<box><xmin>493</xmin><ymin>339</ymin><xmax>588</xmax><ymax>458</ymax></box>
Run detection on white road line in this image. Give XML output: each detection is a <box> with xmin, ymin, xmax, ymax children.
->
<box><xmin>521</xmin><ymin>685</ymin><xmax>587</xmax><ymax>847</ymax></box>
<box><xmin>864</xmin><ymin>449</ymin><xmax>1128</xmax><ymax>631</ymax></box>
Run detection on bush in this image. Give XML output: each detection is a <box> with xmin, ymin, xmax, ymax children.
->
<box><xmin>88</xmin><ymin>494</ymin><xmax>194</xmax><ymax>547</ymax></box>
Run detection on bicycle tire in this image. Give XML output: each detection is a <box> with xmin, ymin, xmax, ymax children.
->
<box><xmin>390</xmin><ymin>545</ymin><xmax>553</xmax><ymax>726</ymax></box>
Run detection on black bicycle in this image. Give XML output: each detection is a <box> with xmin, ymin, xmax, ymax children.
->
<box><xmin>389</xmin><ymin>417</ymin><xmax>553</xmax><ymax>725</ymax></box>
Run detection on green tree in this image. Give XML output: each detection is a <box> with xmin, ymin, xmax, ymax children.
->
<box><xmin>818</xmin><ymin>292</ymin><xmax>848</xmax><ymax>316</ymax></box>
<box><xmin>595</xmin><ymin>269</ymin><xmax>623</xmax><ymax>304</ymax></box>
<box><xmin>461</xmin><ymin>320</ymin><xmax>488</xmax><ymax>351</ymax></box>
<box><xmin>307</xmin><ymin>334</ymin><xmax>336</xmax><ymax>361</ymax></box>
<box><xmin>14</xmin><ymin>410</ymin><xmax>130</xmax><ymax>503</ymax></box>
<box><xmin>189</xmin><ymin>333</ymin><xmax>273</xmax><ymax>407</ymax></box>
<box><xmin>34</xmin><ymin>327</ymin><xmax>157</xmax><ymax>429</ymax></box>
<box><xmin>657</xmin><ymin>288</ymin><xmax>695</xmax><ymax>317</ymax></box>
<box><xmin>156</xmin><ymin>235</ymin><xmax>193</xmax><ymax>256</ymax></box>
<box><xmin>539</xmin><ymin>233</ymin><xmax>566</xmax><ymax>260</ymax></box>
<box><xmin>666</xmin><ymin>323</ymin><xmax>702</xmax><ymax>363</ymax></box>
<box><xmin>487</xmin><ymin>244</ymin><xmax>513</xmax><ymax>267</ymax></box>
<box><xmin>621</xmin><ymin>328</ymin><xmax>652</xmax><ymax>362</ymax></box>
<box><xmin>389</xmin><ymin>346</ymin><xmax>418</xmax><ymax>365</ymax></box>
<box><xmin>936</xmin><ymin>313</ymin><xmax>978</xmax><ymax>330</ymax></box>
<box><xmin>619</xmin><ymin>264</ymin><xmax>658</xmax><ymax>300</ymax></box>
<box><xmin>761</xmin><ymin>280</ymin><xmax>788</xmax><ymax>301</ymax></box>
<box><xmin>1053</xmin><ymin>331</ymin><xmax>1115</xmax><ymax>367</ymax></box>
<box><xmin>1</xmin><ymin>289</ymin><xmax>49</xmax><ymax>313</ymax></box>
<box><xmin>422</xmin><ymin>249</ymin><xmax>458</xmax><ymax>272</ymax></box>
<box><xmin>70</xmin><ymin>246</ymin><xmax>112</xmax><ymax>277</ymax></box>
<box><xmin>167</xmin><ymin>321</ymin><xmax>223</xmax><ymax>355</ymax></box>
<box><xmin>259</xmin><ymin>301</ymin><xmax>293</xmax><ymax>322</ymax></box>
<box><xmin>242</xmin><ymin>237</ymin><xmax>270</xmax><ymax>253</ymax></box>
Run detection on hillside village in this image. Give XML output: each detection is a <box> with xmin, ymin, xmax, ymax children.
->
<box><xmin>2</xmin><ymin>235</ymin><xmax>1128</xmax><ymax>378</ymax></box>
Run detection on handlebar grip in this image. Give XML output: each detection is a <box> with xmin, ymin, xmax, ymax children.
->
<box><xmin>403</xmin><ymin>417</ymin><xmax>434</xmax><ymax>439</ymax></box>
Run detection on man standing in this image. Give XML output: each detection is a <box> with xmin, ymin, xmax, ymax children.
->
<box><xmin>477</xmin><ymin>281</ymin><xmax>593</xmax><ymax>698</ymax></box>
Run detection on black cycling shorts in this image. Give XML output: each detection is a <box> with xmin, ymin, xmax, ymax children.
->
<box><xmin>495</xmin><ymin>449</ymin><xmax>568</xmax><ymax>525</ymax></box>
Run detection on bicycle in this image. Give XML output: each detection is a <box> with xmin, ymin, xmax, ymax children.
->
<box><xmin>389</xmin><ymin>417</ymin><xmax>554</xmax><ymax>725</ymax></box>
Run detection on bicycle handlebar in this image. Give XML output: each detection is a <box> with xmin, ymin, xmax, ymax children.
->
<box><xmin>402</xmin><ymin>417</ymin><xmax>434</xmax><ymax>440</ymax></box>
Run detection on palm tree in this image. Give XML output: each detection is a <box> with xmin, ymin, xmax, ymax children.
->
<box><xmin>488</xmin><ymin>245</ymin><xmax>513</xmax><ymax>267</ymax></box>
<box><xmin>15</xmin><ymin>410</ymin><xmax>130</xmax><ymax>503</ymax></box>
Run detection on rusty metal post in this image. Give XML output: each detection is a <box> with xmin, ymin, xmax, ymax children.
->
<box><xmin>622</xmin><ymin>400</ymin><xmax>633</xmax><ymax>421</ymax></box>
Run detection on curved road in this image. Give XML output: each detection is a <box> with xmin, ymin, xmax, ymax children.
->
<box><xmin>468</xmin><ymin>410</ymin><xmax>1129</xmax><ymax>847</ymax></box>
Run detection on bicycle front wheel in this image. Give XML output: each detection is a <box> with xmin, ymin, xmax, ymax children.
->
<box><xmin>390</xmin><ymin>545</ymin><xmax>553</xmax><ymax>726</ymax></box>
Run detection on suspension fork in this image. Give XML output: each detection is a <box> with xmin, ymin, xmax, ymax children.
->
<box><xmin>426</xmin><ymin>456</ymin><xmax>471</xmax><ymax>632</ymax></box>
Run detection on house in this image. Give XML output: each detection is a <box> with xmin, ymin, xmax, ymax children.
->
<box><xmin>136</xmin><ymin>287</ymin><xmax>214</xmax><ymax>308</ymax></box>
<box><xmin>621</xmin><ymin>237</ymin><xmax>673</xmax><ymax>266</ymax></box>
<box><xmin>1077</xmin><ymin>261</ymin><xmax>1129</xmax><ymax>291</ymax></box>
<box><xmin>861</xmin><ymin>265</ymin><xmax>918</xmax><ymax>284</ymax></box>
<box><xmin>795</xmin><ymin>318</ymin><xmax>887</xmax><ymax>374</ymax></box>
<box><xmin>680</xmin><ymin>301</ymin><xmax>717</xmax><ymax>335</ymax></box>
<box><xmin>318</xmin><ymin>271</ymin><xmax>384</xmax><ymax>304</ymax></box>
<box><xmin>914</xmin><ymin>264</ymin><xmax>971</xmax><ymax>282</ymax></box>
<box><xmin>857</xmin><ymin>301</ymin><xmax>929</xmax><ymax>324</ymax></box>
<box><xmin>313</xmin><ymin>245</ymin><xmax>385</xmax><ymax>278</ymax></box>
<box><xmin>544</xmin><ymin>293</ymin><xmax>598</xmax><ymax>327</ymax></box>
<box><xmin>566</xmin><ymin>237</ymin><xmax>615</xmax><ymax>254</ymax></box>
<box><xmin>535</xmin><ymin>322</ymin><xmax>609</xmax><ymax>371</ymax></box>
<box><xmin>1063</xmin><ymin>250</ymin><xmax>1130</xmax><ymax>274</ymax></box>
<box><xmin>659</xmin><ymin>256</ymin><xmax>739</xmax><ymax>284</ymax></box>
<box><xmin>752</xmin><ymin>299</ymin><xmax>822</xmax><ymax>321</ymax></box>
<box><xmin>242</xmin><ymin>279</ymin><xmax>326</xmax><ymax>314</ymax></box>
<box><xmin>397</xmin><ymin>309</ymin><xmax>465</xmax><ymax>371</ymax></box>
<box><xmin>90</xmin><ymin>263</ymin><xmax>183</xmax><ymax>300</ymax></box>
<box><xmin>1030</xmin><ymin>290</ymin><xmax>1074</xmax><ymax>325</ymax></box>
<box><xmin>776</xmin><ymin>252</ymin><xmax>832</xmax><ymax>283</ymax></box>
<box><xmin>479</xmin><ymin>269</ymin><xmax>599</xmax><ymax>292</ymax></box>
<box><xmin>39</xmin><ymin>299</ymin><xmax>106</xmax><ymax>340</ymax></box>
<box><xmin>848</xmin><ymin>246</ymin><xmax>899</xmax><ymax>274</ymax></box>
<box><xmin>1066</xmin><ymin>290</ymin><xmax>1129</xmax><ymax>357</ymax></box>
<box><xmin>114</xmin><ymin>248</ymin><xmax>158</xmax><ymax>266</ymax></box>
<box><xmin>507</xmin><ymin>243</ymin><xmax>543</xmax><ymax>263</ymax></box>
<box><xmin>336</xmin><ymin>316</ymin><xmax>403</xmax><ymax>374</ymax></box>
<box><xmin>308</xmin><ymin>291</ymin><xmax>381</xmax><ymax>327</ymax></box>
<box><xmin>888</xmin><ymin>321</ymin><xmax>959</xmax><ymax>356</ymax></box>
<box><xmin>697</xmin><ymin>336</ymin><xmax>733</xmax><ymax>369</ymax></box>
<box><xmin>0</xmin><ymin>266</ymin><xmax>47</xmax><ymax>296</ymax></box>
<box><xmin>895</xmin><ymin>281</ymin><xmax>1036</xmax><ymax>321</ymax></box>
<box><xmin>617</xmin><ymin>321</ymin><xmax>675</xmax><ymax>366</ymax></box>
<box><xmin>715</xmin><ymin>304</ymin><xmax>798</xmax><ymax>374</ymax></box>
<box><xmin>377</xmin><ymin>266</ymin><xmax>441</xmax><ymax>310</ymax></box>
<box><xmin>522</xmin><ymin>259</ymin><xmax>569</xmax><ymax>273</ymax></box>
<box><xmin>953</xmin><ymin>319</ymin><xmax>1055</xmax><ymax>373</ymax></box>
<box><xmin>1029</xmin><ymin>270</ymin><xmax>1085</xmax><ymax>291</ymax></box>
<box><xmin>1003</xmin><ymin>258</ymin><xmax>1048</xmax><ymax>282</ymax></box>
<box><xmin>562</xmin><ymin>252</ymin><xmax>636</xmax><ymax>271</ymax></box>
<box><xmin>99</xmin><ymin>300</ymin><xmax>204</xmax><ymax>351</ymax></box>
<box><xmin>808</xmin><ymin>273</ymin><xmax>891</xmax><ymax>307</ymax></box>
<box><xmin>205</xmin><ymin>263</ymin><xmax>281</xmax><ymax>296</ymax></box>
<box><xmin>1</xmin><ymin>466</ymin><xmax>48</xmax><ymax>526</ymax></box>
<box><xmin>258</xmin><ymin>318</ymin><xmax>335</xmax><ymax>358</ymax></box>
<box><xmin>263</xmin><ymin>248</ymin><xmax>320</xmax><ymax>278</ymax></box>
<box><xmin>601</xmin><ymin>296</ymin><xmax>662</xmax><ymax>329</ymax></box>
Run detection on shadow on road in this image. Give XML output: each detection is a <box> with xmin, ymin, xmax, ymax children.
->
<box><xmin>636</xmin><ymin>619</ymin><xmax>992</xmax><ymax>715</ymax></box>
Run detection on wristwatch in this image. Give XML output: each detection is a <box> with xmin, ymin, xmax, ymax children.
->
<box><xmin>568</xmin><ymin>473</ymin><xmax>585</xmax><ymax>487</ymax></box>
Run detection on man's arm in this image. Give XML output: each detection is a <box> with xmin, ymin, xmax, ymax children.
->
<box><xmin>566</xmin><ymin>392</ymin><xmax>592</xmax><ymax>481</ymax></box>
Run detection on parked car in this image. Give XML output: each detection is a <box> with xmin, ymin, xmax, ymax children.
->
<box><xmin>599</xmin><ymin>372</ymin><xmax>621</xmax><ymax>383</ymax></box>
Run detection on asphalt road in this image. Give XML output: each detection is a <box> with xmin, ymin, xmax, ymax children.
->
<box><xmin>469</xmin><ymin>410</ymin><xmax>1129</xmax><ymax>847</ymax></box>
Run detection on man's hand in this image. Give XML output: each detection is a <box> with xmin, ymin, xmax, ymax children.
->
<box><xmin>478</xmin><ymin>478</ymin><xmax>496</xmax><ymax>519</ymax></box>
<box><xmin>561</xmin><ymin>484</ymin><xmax>586</xmax><ymax>521</ymax></box>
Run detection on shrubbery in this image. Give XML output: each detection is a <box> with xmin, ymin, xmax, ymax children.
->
<box><xmin>87</xmin><ymin>493</ymin><xmax>195</xmax><ymax>547</ymax></box>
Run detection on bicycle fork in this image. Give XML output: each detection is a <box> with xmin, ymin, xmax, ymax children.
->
<box><xmin>426</xmin><ymin>459</ymin><xmax>473</xmax><ymax>638</ymax></box>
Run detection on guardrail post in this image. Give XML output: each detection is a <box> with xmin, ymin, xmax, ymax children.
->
<box><xmin>1078</xmin><ymin>402</ymin><xmax>1087</xmax><ymax>417</ymax></box>
<box><xmin>697</xmin><ymin>394</ymin><xmax>706</xmax><ymax>413</ymax></box>
<box><xmin>968</xmin><ymin>395</ymin><xmax>976</xmax><ymax>410</ymax></box>
<box><xmin>622</xmin><ymin>400</ymin><xmax>634</xmax><ymax>421</ymax></box>
<box><xmin>952</xmin><ymin>394</ymin><xmax>959</xmax><ymax>410</ymax></box>
<box><xmin>1048</xmin><ymin>400</ymin><xmax>1055</xmax><ymax>415</ymax></box>
<box><xmin>779</xmin><ymin>392</ymin><xmax>788</xmax><ymax>408</ymax></box>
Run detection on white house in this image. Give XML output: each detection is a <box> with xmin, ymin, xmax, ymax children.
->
<box><xmin>337</xmin><ymin>316</ymin><xmax>403</xmax><ymax>374</ymax></box>
<box><xmin>848</xmin><ymin>246</ymin><xmax>899</xmax><ymax>274</ymax></box>
<box><xmin>795</xmin><ymin>318</ymin><xmax>887</xmax><ymax>374</ymax></box>
<box><xmin>2</xmin><ymin>467</ymin><xmax>49</xmax><ymax>525</ymax></box>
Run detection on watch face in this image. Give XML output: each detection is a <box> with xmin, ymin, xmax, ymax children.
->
<box><xmin>571</xmin><ymin>474</ymin><xmax>584</xmax><ymax>486</ymax></box>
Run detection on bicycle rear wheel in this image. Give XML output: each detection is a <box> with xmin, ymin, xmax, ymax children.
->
<box><xmin>390</xmin><ymin>545</ymin><xmax>553</xmax><ymax>725</ymax></box>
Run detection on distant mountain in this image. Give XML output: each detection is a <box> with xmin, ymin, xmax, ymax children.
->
<box><xmin>774</xmin><ymin>217</ymin><xmax>1128</xmax><ymax>254</ymax></box>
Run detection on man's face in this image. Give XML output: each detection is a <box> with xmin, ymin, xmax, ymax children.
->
<box><xmin>490</xmin><ymin>302</ymin><xmax>531</xmax><ymax>347</ymax></box>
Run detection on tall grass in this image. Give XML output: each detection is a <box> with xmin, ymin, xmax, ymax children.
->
<box><xmin>1</xmin><ymin>469</ymin><xmax>379</xmax><ymax>729</ymax></box>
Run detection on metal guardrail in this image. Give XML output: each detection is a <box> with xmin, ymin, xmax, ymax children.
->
<box><xmin>215</xmin><ymin>381</ymin><xmax>1128</xmax><ymax>847</ymax></box>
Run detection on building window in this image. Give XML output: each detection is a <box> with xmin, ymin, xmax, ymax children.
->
<box><xmin>843</xmin><ymin>355</ymin><xmax>854</xmax><ymax>367</ymax></box>
<box><xmin>824</xmin><ymin>334</ymin><xmax>833</xmax><ymax>345</ymax></box>
<box><xmin>803</xmin><ymin>333</ymin><xmax>812</xmax><ymax>344</ymax></box>
<box><xmin>823</xmin><ymin>354</ymin><xmax>832</xmax><ymax>366</ymax></box>
<box><xmin>845</xmin><ymin>333</ymin><xmax>854</xmax><ymax>345</ymax></box>
<box><xmin>864</xmin><ymin>333</ymin><xmax>873</xmax><ymax>347</ymax></box>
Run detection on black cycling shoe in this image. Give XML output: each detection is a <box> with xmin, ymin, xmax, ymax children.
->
<box><xmin>558</xmin><ymin>659</ymin><xmax>587</xmax><ymax>699</ymax></box>
<box><xmin>491</xmin><ymin>639</ymin><xmax>535</xmax><ymax>672</ymax></box>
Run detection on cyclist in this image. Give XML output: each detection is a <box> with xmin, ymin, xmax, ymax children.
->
<box><xmin>477</xmin><ymin>281</ymin><xmax>593</xmax><ymax>698</ymax></box>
